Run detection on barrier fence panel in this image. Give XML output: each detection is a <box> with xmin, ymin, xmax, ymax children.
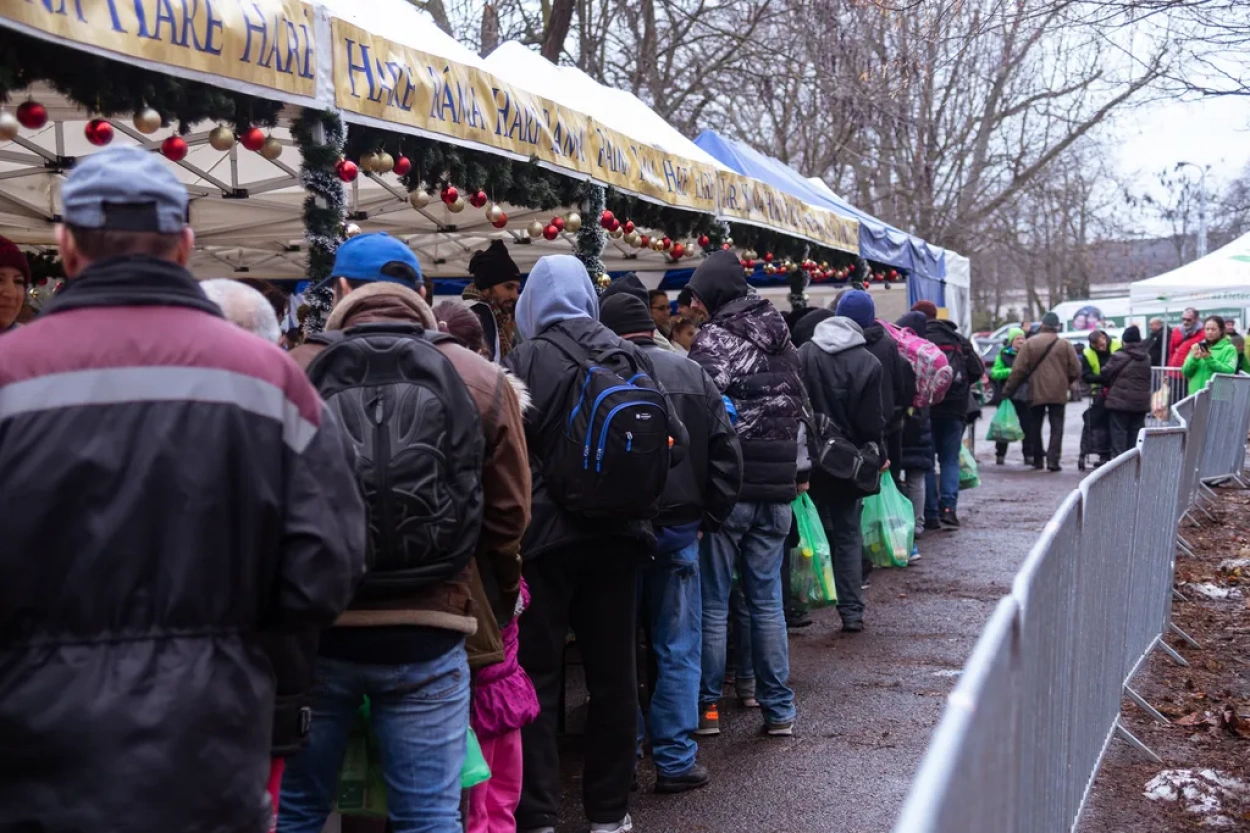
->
<box><xmin>1011</xmin><ymin>492</ymin><xmax>1082</xmax><ymax>833</ymax></box>
<box><xmin>1198</xmin><ymin>375</ymin><xmax>1250</xmax><ymax>483</ymax></box>
<box><xmin>892</xmin><ymin>597</ymin><xmax>1021</xmax><ymax>833</ymax></box>
<box><xmin>1148</xmin><ymin>367</ymin><xmax>1188</xmax><ymax>427</ymax></box>
<box><xmin>1173</xmin><ymin>390</ymin><xmax>1209</xmax><ymax>522</ymax></box>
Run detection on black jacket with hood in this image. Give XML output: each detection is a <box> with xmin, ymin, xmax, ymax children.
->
<box><xmin>799</xmin><ymin>315</ymin><xmax>886</xmax><ymax>501</ymax></box>
<box><xmin>1102</xmin><ymin>341</ymin><xmax>1152</xmax><ymax>413</ymax></box>
<box><xmin>687</xmin><ymin>251</ymin><xmax>808</xmax><ymax>503</ymax></box>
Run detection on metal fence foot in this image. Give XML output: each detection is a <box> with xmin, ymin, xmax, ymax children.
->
<box><xmin>1176</xmin><ymin>538</ymin><xmax>1197</xmax><ymax>559</ymax></box>
<box><xmin>1169</xmin><ymin>621</ymin><xmax>1202</xmax><ymax>649</ymax></box>
<box><xmin>1125</xmin><ymin>686</ymin><xmax>1171</xmax><ymax>725</ymax></box>
<box><xmin>1173</xmin><ymin>588</ymin><xmax>1189</xmax><ymax>602</ymax></box>
<box><xmin>1115</xmin><ymin>720</ymin><xmax>1163</xmax><ymax>764</ymax></box>
<box><xmin>1156</xmin><ymin>639</ymin><xmax>1190</xmax><ymax>667</ymax></box>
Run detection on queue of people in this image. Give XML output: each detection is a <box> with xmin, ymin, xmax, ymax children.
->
<box><xmin>0</xmin><ymin>147</ymin><xmax>1021</xmax><ymax>833</ymax></box>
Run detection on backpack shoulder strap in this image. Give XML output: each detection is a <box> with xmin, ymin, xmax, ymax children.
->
<box><xmin>535</xmin><ymin>329</ymin><xmax>590</xmax><ymax>367</ymax></box>
<box><xmin>304</xmin><ymin>329</ymin><xmax>345</xmax><ymax>347</ymax></box>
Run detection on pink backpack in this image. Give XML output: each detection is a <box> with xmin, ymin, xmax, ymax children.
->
<box><xmin>881</xmin><ymin>320</ymin><xmax>953</xmax><ymax>408</ymax></box>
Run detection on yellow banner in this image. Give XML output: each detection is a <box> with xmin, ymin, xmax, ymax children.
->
<box><xmin>331</xmin><ymin>18</ymin><xmax>718</xmax><ymax>214</ymax></box>
<box><xmin>718</xmin><ymin>172</ymin><xmax>859</xmax><ymax>254</ymax></box>
<box><xmin>2</xmin><ymin>0</ymin><xmax>317</xmax><ymax>98</ymax></box>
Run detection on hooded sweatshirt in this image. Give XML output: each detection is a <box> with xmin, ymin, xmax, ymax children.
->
<box><xmin>505</xmin><ymin>255</ymin><xmax>688</xmax><ymax>559</ymax></box>
<box><xmin>687</xmin><ymin>250</ymin><xmax>807</xmax><ymax>503</ymax></box>
<box><xmin>799</xmin><ymin>317</ymin><xmax>885</xmax><ymax>499</ymax></box>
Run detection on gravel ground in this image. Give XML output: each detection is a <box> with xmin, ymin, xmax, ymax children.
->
<box><xmin>553</xmin><ymin>406</ymin><xmax>1090</xmax><ymax>833</ymax></box>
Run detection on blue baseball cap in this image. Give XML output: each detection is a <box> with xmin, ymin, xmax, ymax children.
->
<box><xmin>62</xmin><ymin>146</ymin><xmax>189</xmax><ymax>233</ymax></box>
<box><xmin>320</xmin><ymin>232</ymin><xmax>422</xmax><ymax>291</ymax></box>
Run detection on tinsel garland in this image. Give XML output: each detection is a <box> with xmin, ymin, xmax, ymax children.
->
<box><xmin>292</xmin><ymin>109</ymin><xmax>346</xmax><ymax>333</ymax></box>
<box><xmin>602</xmin><ymin>190</ymin><xmax>722</xmax><ymax>245</ymax></box>
<box><xmin>0</xmin><ymin>30</ymin><xmax>281</xmax><ymax>134</ymax></box>
<box><xmin>577</xmin><ymin>183</ymin><xmax>607</xmax><ymax>282</ymax></box>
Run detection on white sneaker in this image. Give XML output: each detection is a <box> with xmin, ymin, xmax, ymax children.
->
<box><xmin>590</xmin><ymin>816</ymin><xmax>633</xmax><ymax>833</ymax></box>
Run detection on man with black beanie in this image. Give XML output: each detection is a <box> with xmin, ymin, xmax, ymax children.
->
<box><xmin>600</xmin><ymin>292</ymin><xmax>742</xmax><ymax>794</ymax></box>
<box><xmin>600</xmin><ymin>273</ymin><xmax>678</xmax><ymax>351</ymax></box>
<box><xmin>465</xmin><ymin>239</ymin><xmax>523</xmax><ymax>362</ymax></box>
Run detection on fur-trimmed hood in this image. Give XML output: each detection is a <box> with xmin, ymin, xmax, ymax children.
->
<box><xmin>326</xmin><ymin>281</ymin><xmax>437</xmax><ymax>331</ymax></box>
<box><xmin>503</xmin><ymin>369</ymin><xmax>532</xmax><ymax>413</ymax></box>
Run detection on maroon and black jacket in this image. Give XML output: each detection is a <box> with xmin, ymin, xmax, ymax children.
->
<box><xmin>0</xmin><ymin>256</ymin><xmax>368</xmax><ymax>833</ymax></box>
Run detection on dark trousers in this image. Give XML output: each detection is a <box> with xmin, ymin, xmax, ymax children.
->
<box><xmin>886</xmin><ymin>429</ymin><xmax>904</xmax><ymax>488</ymax></box>
<box><xmin>1109</xmin><ymin>410</ymin><xmax>1147</xmax><ymax>457</ymax></box>
<box><xmin>994</xmin><ymin>399</ymin><xmax>1036</xmax><ymax>462</ymax></box>
<box><xmin>1029</xmin><ymin>403</ymin><xmax>1066</xmax><ymax>467</ymax></box>
<box><xmin>816</xmin><ymin>496</ymin><xmax>865</xmax><ymax>623</ymax></box>
<box><xmin>517</xmin><ymin>543</ymin><xmax>639</xmax><ymax>829</ymax></box>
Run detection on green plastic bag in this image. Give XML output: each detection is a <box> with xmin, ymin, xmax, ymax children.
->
<box><xmin>861</xmin><ymin>477</ymin><xmax>913</xmax><ymax>568</ymax></box>
<box><xmin>986</xmin><ymin>399</ymin><xmax>1025</xmax><ymax>443</ymax></box>
<box><xmin>792</xmin><ymin>493</ymin><xmax>836</xmax><ymax>605</ymax></box>
<box><xmin>959</xmin><ymin>444</ymin><xmax>980</xmax><ymax>490</ymax></box>
<box><xmin>462</xmin><ymin>726</ymin><xmax>491</xmax><ymax>789</ymax></box>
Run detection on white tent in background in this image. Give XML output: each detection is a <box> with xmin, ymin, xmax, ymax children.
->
<box><xmin>944</xmin><ymin>252</ymin><xmax>972</xmax><ymax>334</ymax></box>
<box><xmin>1130</xmin><ymin>231</ymin><xmax>1250</xmax><ymax>306</ymax></box>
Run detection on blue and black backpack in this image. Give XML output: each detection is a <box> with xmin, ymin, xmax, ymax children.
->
<box><xmin>537</xmin><ymin>330</ymin><xmax>671</xmax><ymax>519</ymax></box>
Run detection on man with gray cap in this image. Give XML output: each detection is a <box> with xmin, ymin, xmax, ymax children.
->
<box><xmin>0</xmin><ymin>147</ymin><xmax>367</xmax><ymax>833</ymax></box>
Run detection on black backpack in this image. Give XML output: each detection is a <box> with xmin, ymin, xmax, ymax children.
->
<box><xmin>305</xmin><ymin>323</ymin><xmax>485</xmax><ymax>598</ymax></box>
<box><xmin>537</xmin><ymin>330</ymin><xmax>671</xmax><ymax>519</ymax></box>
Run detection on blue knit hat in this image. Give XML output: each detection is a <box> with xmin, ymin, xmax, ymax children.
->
<box><xmin>835</xmin><ymin>289</ymin><xmax>875</xmax><ymax>329</ymax></box>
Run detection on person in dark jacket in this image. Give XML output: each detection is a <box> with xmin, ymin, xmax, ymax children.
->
<box><xmin>504</xmin><ymin>256</ymin><xmax>685</xmax><ymax>833</ymax></box>
<box><xmin>281</xmin><ymin>235</ymin><xmax>531</xmax><ymax>833</ymax></box>
<box><xmin>1147</xmin><ymin>318</ymin><xmax>1166</xmax><ymax>366</ymax></box>
<box><xmin>800</xmin><ymin>313</ymin><xmax>885</xmax><ymax>632</ymax></box>
<box><xmin>920</xmin><ymin>306</ymin><xmax>985</xmax><ymax>527</ymax></box>
<box><xmin>465</xmin><ymin>239</ymin><xmax>523</xmax><ymax>362</ymax></box>
<box><xmin>600</xmin><ymin>273</ymin><xmax>678</xmax><ymax>351</ymax></box>
<box><xmin>836</xmin><ymin>290</ymin><xmax>913</xmax><ymax>485</ymax></box>
<box><xmin>1080</xmin><ymin>329</ymin><xmax>1119</xmax><ymax>466</ymax></box>
<box><xmin>0</xmin><ymin>147</ymin><xmax>367</xmax><ymax>833</ymax></box>
<box><xmin>686</xmin><ymin>249</ymin><xmax>807</xmax><ymax>737</ymax></box>
<box><xmin>895</xmin><ymin>311</ymin><xmax>932</xmax><ymax>537</ymax></box>
<box><xmin>1102</xmin><ymin>325</ymin><xmax>1152</xmax><ymax>456</ymax></box>
<box><xmin>601</xmin><ymin>293</ymin><xmax>743</xmax><ymax>794</ymax></box>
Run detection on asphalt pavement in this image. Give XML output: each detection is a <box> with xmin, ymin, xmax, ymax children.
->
<box><xmin>554</xmin><ymin>404</ymin><xmax>1091</xmax><ymax>833</ymax></box>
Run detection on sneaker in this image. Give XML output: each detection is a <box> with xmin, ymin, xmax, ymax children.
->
<box><xmin>765</xmin><ymin>721</ymin><xmax>795</xmax><ymax>736</ymax></box>
<box><xmin>923</xmin><ymin>517</ymin><xmax>942</xmax><ymax>531</ymax></box>
<box><xmin>655</xmin><ymin>763</ymin><xmax>711</xmax><ymax>794</ymax></box>
<box><xmin>786</xmin><ymin>609</ymin><xmax>814</xmax><ymax>629</ymax></box>
<box><xmin>995</xmin><ymin>454</ymin><xmax>1005</xmax><ymax>465</ymax></box>
<box><xmin>841</xmin><ymin>619</ymin><xmax>864</xmax><ymax>633</ymax></box>
<box><xmin>695</xmin><ymin>704</ymin><xmax>720</xmax><ymax>736</ymax></box>
<box><xmin>940</xmin><ymin>507</ymin><xmax>960</xmax><ymax>528</ymax></box>
<box><xmin>1048</xmin><ymin>465</ymin><xmax>1063</xmax><ymax>473</ymax></box>
<box><xmin>590</xmin><ymin>816</ymin><xmax>633</xmax><ymax>833</ymax></box>
<box><xmin>1032</xmin><ymin>459</ymin><xmax>1045</xmax><ymax>470</ymax></box>
<box><xmin>738</xmin><ymin>695</ymin><xmax>760</xmax><ymax>708</ymax></box>
<box><xmin>909</xmin><ymin>545</ymin><xmax>921</xmax><ymax>562</ymax></box>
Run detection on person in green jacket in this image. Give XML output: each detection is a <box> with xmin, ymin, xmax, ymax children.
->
<box><xmin>1182</xmin><ymin>315</ymin><xmax>1240</xmax><ymax>395</ymax></box>
<box><xmin>989</xmin><ymin>328</ymin><xmax>1035</xmax><ymax>465</ymax></box>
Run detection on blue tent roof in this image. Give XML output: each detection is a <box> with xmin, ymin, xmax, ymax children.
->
<box><xmin>694</xmin><ymin>130</ymin><xmax>946</xmax><ymax>281</ymax></box>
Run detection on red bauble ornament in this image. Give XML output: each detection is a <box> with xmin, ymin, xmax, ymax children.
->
<box><xmin>862</xmin><ymin>281</ymin><xmax>871</xmax><ymax>290</ymax></box>
<box><xmin>671</xmin><ymin>243</ymin><xmax>685</xmax><ymax>259</ymax></box>
<box><xmin>552</xmin><ymin>216</ymin><xmax>565</xmax><ymax>232</ymax></box>
<box><xmin>337</xmin><ymin>159</ymin><xmax>359</xmax><ymax>182</ymax></box>
<box><xmin>239</xmin><ymin>127</ymin><xmax>266</xmax><ymax>152</ymax></box>
<box><xmin>85</xmin><ymin>119</ymin><xmax>114</xmax><ymax>147</ymax></box>
<box><xmin>491</xmin><ymin>212</ymin><xmax>509</xmax><ymax>229</ymax></box>
<box><xmin>441</xmin><ymin>185</ymin><xmax>459</xmax><ymax>205</ymax></box>
<box><xmin>600</xmin><ymin>210</ymin><xmax>615</xmax><ymax>229</ymax></box>
<box><xmin>743</xmin><ymin>258</ymin><xmax>754</xmax><ymax>269</ymax></box>
<box><xmin>639</xmin><ymin>234</ymin><xmax>651</xmax><ymax>248</ymax></box>
<box><xmin>622</xmin><ymin>220</ymin><xmax>635</xmax><ymax>234</ymax></box>
<box><xmin>469</xmin><ymin>190</ymin><xmax>489</xmax><ymax>208</ymax></box>
<box><xmin>698</xmin><ymin>235</ymin><xmax>710</xmax><ymax>248</ymax></box>
<box><xmin>721</xmin><ymin>242</ymin><xmax>731</xmax><ymax>250</ymax></box>
<box><xmin>161</xmin><ymin>135</ymin><xmax>189</xmax><ymax>162</ymax></box>
<box><xmin>17</xmin><ymin>101</ymin><xmax>47</xmax><ymax>130</ymax></box>
<box><xmin>661</xmin><ymin>237</ymin><xmax>672</xmax><ymax>251</ymax></box>
<box><xmin>392</xmin><ymin>155</ymin><xmax>412</xmax><ymax>176</ymax></box>
<box><xmin>543</xmin><ymin>224</ymin><xmax>560</xmax><ymax>241</ymax></box>
<box><xmin>763</xmin><ymin>252</ymin><xmax>774</xmax><ymax>263</ymax></box>
<box><xmin>847</xmin><ymin>263</ymin><xmax>856</xmax><ymax>272</ymax></box>
<box><xmin>608</xmin><ymin>218</ymin><xmax>620</xmax><ymax>232</ymax></box>
<box><xmin>889</xmin><ymin>269</ymin><xmax>899</xmax><ymax>279</ymax></box>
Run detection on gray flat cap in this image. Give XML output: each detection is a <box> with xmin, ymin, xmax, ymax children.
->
<box><xmin>62</xmin><ymin>146</ymin><xmax>189</xmax><ymax>234</ymax></box>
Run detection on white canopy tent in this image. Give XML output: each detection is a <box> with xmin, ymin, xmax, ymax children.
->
<box><xmin>1130</xmin><ymin>231</ymin><xmax>1250</xmax><ymax>306</ymax></box>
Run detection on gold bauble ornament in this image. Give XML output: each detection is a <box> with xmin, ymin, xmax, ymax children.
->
<box><xmin>359</xmin><ymin>152</ymin><xmax>379</xmax><ymax>173</ymax></box>
<box><xmin>609</xmin><ymin>227</ymin><xmax>624</xmax><ymax>240</ymax></box>
<box><xmin>344</xmin><ymin>222</ymin><xmax>362</xmax><ymax>238</ymax></box>
<box><xmin>564</xmin><ymin>211</ymin><xmax>583</xmax><ymax>233</ymax></box>
<box><xmin>725</xmin><ymin>237</ymin><xmax>733</xmax><ymax>247</ymax></box>
<box><xmin>597</xmin><ymin>273</ymin><xmax>611</xmax><ymax>288</ymax></box>
<box><xmin>0</xmin><ymin>112</ymin><xmax>18</xmax><ymax>142</ymax></box>
<box><xmin>652</xmin><ymin>239</ymin><xmax>664</xmax><ymax>252</ymax></box>
<box><xmin>133</xmin><ymin>107</ymin><xmax>162</xmax><ymax>135</ymax></box>
<box><xmin>625</xmin><ymin>232</ymin><xmax>641</xmax><ymax>247</ymax></box>
<box><xmin>260</xmin><ymin>136</ymin><xmax>283</xmax><ymax>161</ymax></box>
<box><xmin>526</xmin><ymin>220</ymin><xmax>544</xmax><ymax>239</ymax></box>
<box><xmin>208</xmin><ymin>125</ymin><xmax>235</xmax><ymax>151</ymax></box>
<box><xmin>409</xmin><ymin>190</ymin><xmax>431</xmax><ymax>210</ymax></box>
<box><xmin>487</xmin><ymin>203</ymin><xmax>506</xmax><ymax>224</ymax></box>
<box><xmin>376</xmin><ymin>152</ymin><xmax>394</xmax><ymax>174</ymax></box>
<box><xmin>448</xmin><ymin>196</ymin><xmax>466</xmax><ymax>213</ymax></box>
<box><xmin>820</xmin><ymin>261</ymin><xmax>829</xmax><ymax>270</ymax></box>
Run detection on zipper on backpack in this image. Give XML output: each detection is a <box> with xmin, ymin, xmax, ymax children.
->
<box><xmin>595</xmin><ymin>401</ymin><xmax>663</xmax><ymax>472</ymax></box>
<box><xmin>372</xmin><ymin>391</ymin><xmax>395</xmax><ymax>565</ymax></box>
<box><xmin>626</xmin><ymin>431</ymin><xmax>633</xmax><ymax>452</ymax></box>
<box><xmin>583</xmin><ymin>383</ymin><xmax>646</xmax><ymax>462</ymax></box>
<box><xmin>567</xmin><ymin>366</ymin><xmax>602</xmax><ymax>429</ymax></box>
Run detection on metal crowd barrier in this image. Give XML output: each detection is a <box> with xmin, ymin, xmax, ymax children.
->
<box><xmin>1147</xmin><ymin>366</ymin><xmax>1188</xmax><ymax>427</ymax></box>
<box><xmin>892</xmin><ymin>372</ymin><xmax>1250</xmax><ymax>833</ymax></box>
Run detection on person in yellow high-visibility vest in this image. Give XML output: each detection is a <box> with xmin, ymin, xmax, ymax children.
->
<box><xmin>1080</xmin><ymin>330</ymin><xmax>1121</xmax><ymax>468</ymax></box>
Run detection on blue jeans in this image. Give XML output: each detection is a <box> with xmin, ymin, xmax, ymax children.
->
<box><xmin>277</xmin><ymin>646</ymin><xmax>470</xmax><ymax>833</ymax></box>
<box><xmin>926</xmin><ymin>416</ymin><xmax>965</xmax><ymax>517</ymax></box>
<box><xmin>699</xmin><ymin>501</ymin><xmax>796</xmax><ymax>726</ymax></box>
<box><xmin>637</xmin><ymin>540</ymin><xmax>702</xmax><ymax>777</ymax></box>
<box><xmin>730</xmin><ymin>581</ymin><xmax>755</xmax><ymax>696</ymax></box>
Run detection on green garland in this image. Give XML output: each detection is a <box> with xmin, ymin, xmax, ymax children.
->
<box><xmin>292</xmin><ymin>109</ymin><xmax>346</xmax><ymax>333</ymax></box>
<box><xmin>577</xmin><ymin>183</ymin><xmax>607</xmax><ymax>282</ymax></box>
<box><xmin>0</xmin><ymin>30</ymin><xmax>280</xmax><ymax>133</ymax></box>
